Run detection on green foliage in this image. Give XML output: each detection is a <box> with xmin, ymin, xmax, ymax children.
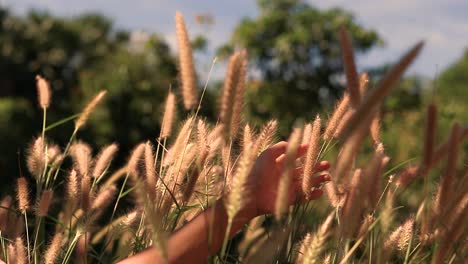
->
<box><xmin>78</xmin><ymin>34</ymin><xmax>178</xmax><ymax>150</ymax></box>
<box><xmin>219</xmin><ymin>0</ymin><xmax>380</xmax><ymax>134</ymax></box>
<box><xmin>0</xmin><ymin>7</ymin><xmax>180</xmax><ymax>185</ymax></box>
<box><xmin>435</xmin><ymin>48</ymin><xmax>468</xmax><ymax>134</ymax></box>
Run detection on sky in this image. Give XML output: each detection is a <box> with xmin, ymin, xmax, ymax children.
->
<box><xmin>3</xmin><ymin>0</ymin><xmax>468</xmax><ymax>78</ymax></box>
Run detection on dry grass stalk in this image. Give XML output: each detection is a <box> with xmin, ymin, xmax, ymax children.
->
<box><xmin>92</xmin><ymin>210</ymin><xmax>140</xmax><ymax>245</ymax></box>
<box><xmin>7</xmin><ymin>243</ymin><xmax>17</xmax><ymax>264</ymax></box>
<box><xmin>302</xmin><ymin>115</ymin><xmax>321</xmax><ymax>196</ymax></box>
<box><xmin>122</xmin><ymin>209</ymin><xmax>140</xmax><ymax>226</ymax></box>
<box><xmin>300</xmin><ymin>212</ymin><xmax>334</xmax><ymax>264</ymax></box>
<box><xmin>27</xmin><ymin>136</ymin><xmax>45</xmax><ymax>179</ymax></box>
<box><xmin>243</xmin><ymin>124</ymin><xmax>253</xmax><ymax>154</ymax></box>
<box><xmin>14</xmin><ymin>237</ymin><xmax>27</xmax><ymax>264</ymax></box>
<box><xmin>75</xmin><ymin>90</ymin><xmax>107</xmax><ymax>130</ymax></box>
<box><xmin>380</xmin><ymin>190</ymin><xmax>395</xmax><ymax>234</ymax></box>
<box><xmin>196</xmin><ymin>119</ymin><xmax>209</xmax><ymax>167</ymax></box>
<box><xmin>127</xmin><ymin>143</ymin><xmax>145</xmax><ymax>177</ymax></box>
<box><xmin>396</xmin><ymin>165</ymin><xmax>419</xmax><ymax>188</ymax></box>
<box><xmin>323</xmin><ymin>180</ymin><xmax>344</xmax><ymax>208</ymax></box>
<box><xmin>434</xmin><ymin>123</ymin><xmax>460</xmax><ymax>215</ymax></box>
<box><xmin>421</xmin><ymin>104</ymin><xmax>437</xmax><ymax>174</ymax></box>
<box><xmin>221</xmin><ymin>144</ymin><xmax>231</xmax><ymax>182</ymax></box>
<box><xmin>144</xmin><ymin>142</ymin><xmax>157</xmax><ymax>193</ymax></box>
<box><xmin>225</xmin><ymin>141</ymin><xmax>255</xmax><ymax>219</ymax></box>
<box><xmin>81</xmin><ymin>176</ymin><xmax>91</xmax><ymax>211</ymax></box>
<box><xmin>323</xmin><ymin>94</ymin><xmax>349</xmax><ymax>141</ymax></box>
<box><xmin>357</xmin><ymin>214</ymin><xmax>374</xmax><ymax>238</ymax></box>
<box><xmin>339</xmin><ymin>28</ymin><xmax>360</xmax><ymax>108</ymax></box>
<box><xmin>16</xmin><ymin>177</ymin><xmax>30</xmax><ymax>213</ymax></box>
<box><xmin>70</xmin><ymin>142</ymin><xmax>92</xmax><ymax>177</ymax></box>
<box><xmin>0</xmin><ymin>196</ymin><xmax>12</xmax><ymax>232</ymax></box>
<box><xmin>297</xmin><ymin>233</ymin><xmax>311</xmax><ymax>263</ymax></box>
<box><xmin>341</xmin><ymin>169</ymin><xmax>364</xmax><ymax>237</ymax></box>
<box><xmin>365</xmin><ymin>144</ymin><xmax>387</xmax><ymax>209</ymax></box>
<box><xmin>36</xmin><ymin>75</ymin><xmax>51</xmax><ymax>109</ymax></box>
<box><xmin>275</xmin><ymin>127</ymin><xmax>302</xmax><ymax>220</ymax></box>
<box><xmin>383</xmin><ymin>218</ymin><xmax>414</xmax><ymax>253</ymax></box>
<box><xmin>254</xmin><ymin>120</ymin><xmax>278</xmax><ymax>156</ymax></box>
<box><xmin>160</xmin><ymin>91</ymin><xmax>176</xmax><ymax>138</ymax></box>
<box><xmin>230</xmin><ymin>50</ymin><xmax>248</xmax><ymax>139</ymax></box>
<box><xmin>14</xmin><ymin>216</ymin><xmax>24</xmax><ymax>238</ymax></box>
<box><xmin>431</xmin><ymin>125</ymin><xmax>467</xmax><ymax>167</ymax></box>
<box><xmin>44</xmin><ymin>232</ymin><xmax>63</xmax><ymax>264</ymax></box>
<box><xmin>92</xmin><ymin>143</ymin><xmax>118</xmax><ymax>179</ymax></box>
<box><xmin>181</xmin><ymin>166</ymin><xmax>202</xmax><ymax>205</ymax></box>
<box><xmin>47</xmin><ymin>145</ymin><xmax>62</xmax><ymax>166</ymax></box>
<box><xmin>359</xmin><ymin>72</ymin><xmax>369</xmax><ymax>94</ymax></box>
<box><xmin>302</xmin><ymin>123</ymin><xmax>312</xmax><ymax>145</ymax></box>
<box><xmin>67</xmin><ymin>169</ymin><xmax>80</xmax><ymax>206</ymax></box>
<box><xmin>244</xmin><ymin>216</ymin><xmax>265</xmax><ymax>241</ymax></box>
<box><xmin>433</xmin><ymin>195</ymin><xmax>467</xmax><ymax>263</ymax></box>
<box><xmin>339</xmin><ymin>41</ymin><xmax>424</xmax><ymax>142</ymax></box>
<box><xmin>441</xmin><ymin>174</ymin><xmax>468</xmax><ymax>222</ymax></box>
<box><xmin>219</xmin><ymin>51</ymin><xmax>245</xmax><ymax>141</ymax></box>
<box><xmin>75</xmin><ymin>234</ymin><xmax>88</xmax><ymax>264</ymax></box>
<box><xmin>163</xmin><ymin>117</ymin><xmax>193</xmax><ymax>166</ymax></box>
<box><xmin>239</xmin><ymin>228</ymin><xmax>265</xmax><ymax>259</ymax></box>
<box><xmin>172</xmin><ymin>143</ymin><xmax>197</xmax><ymax>187</ymax></box>
<box><xmin>433</xmin><ymin>227</ymin><xmax>465</xmax><ymax>264</ymax></box>
<box><xmin>334</xmin><ymin>109</ymin><xmax>375</xmax><ymax>183</ymax></box>
<box><xmin>92</xmin><ymin>185</ymin><xmax>117</xmax><ymax>211</ymax></box>
<box><xmin>175</xmin><ymin>11</ymin><xmax>198</xmax><ymax>110</ymax></box>
<box><xmin>445</xmin><ymin>193</ymin><xmax>467</xmax><ymax>231</ymax></box>
<box><xmin>333</xmin><ymin>110</ymin><xmax>354</xmax><ymax>140</ymax></box>
<box><xmin>37</xmin><ymin>189</ymin><xmax>53</xmax><ymax>217</ymax></box>
<box><xmin>206</xmin><ymin>124</ymin><xmax>223</xmax><ymax>161</ymax></box>
<box><xmin>370</xmin><ymin>110</ymin><xmax>381</xmax><ymax>145</ymax></box>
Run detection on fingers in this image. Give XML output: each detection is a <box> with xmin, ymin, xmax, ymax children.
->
<box><xmin>291</xmin><ymin>172</ymin><xmax>331</xmax><ymax>203</ymax></box>
<box><xmin>296</xmin><ymin>172</ymin><xmax>331</xmax><ymax>190</ymax></box>
<box><xmin>292</xmin><ymin>161</ymin><xmax>330</xmax><ymax>180</ymax></box>
<box><xmin>314</xmin><ymin>161</ymin><xmax>330</xmax><ymax>172</ymax></box>
<box><xmin>275</xmin><ymin>144</ymin><xmax>308</xmax><ymax>164</ymax></box>
<box><xmin>268</xmin><ymin>141</ymin><xmax>288</xmax><ymax>158</ymax></box>
<box><xmin>310</xmin><ymin>172</ymin><xmax>331</xmax><ymax>188</ymax></box>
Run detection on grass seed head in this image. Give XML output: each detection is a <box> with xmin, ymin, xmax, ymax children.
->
<box><xmin>36</xmin><ymin>75</ymin><xmax>51</xmax><ymax>109</ymax></box>
<box><xmin>176</xmin><ymin>11</ymin><xmax>198</xmax><ymax>110</ymax></box>
<box><xmin>16</xmin><ymin>177</ymin><xmax>30</xmax><ymax>213</ymax></box>
<box><xmin>37</xmin><ymin>190</ymin><xmax>53</xmax><ymax>217</ymax></box>
<box><xmin>75</xmin><ymin>90</ymin><xmax>107</xmax><ymax>130</ymax></box>
<box><xmin>92</xmin><ymin>143</ymin><xmax>118</xmax><ymax>179</ymax></box>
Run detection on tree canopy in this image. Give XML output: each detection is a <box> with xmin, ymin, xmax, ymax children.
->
<box><xmin>218</xmin><ymin>0</ymin><xmax>380</xmax><ymax>133</ymax></box>
<box><xmin>0</xmin><ymin>8</ymin><xmax>179</xmax><ymax>182</ymax></box>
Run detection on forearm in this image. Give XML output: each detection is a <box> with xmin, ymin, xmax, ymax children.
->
<box><xmin>119</xmin><ymin>199</ymin><xmax>254</xmax><ymax>264</ymax></box>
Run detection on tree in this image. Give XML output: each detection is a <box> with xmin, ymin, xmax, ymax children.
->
<box><xmin>218</xmin><ymin>0</ymin><xmax>380</xmax><ymax>134</ymax></box>
<box><xmin>0</xmin><ymin>8</ymin><xmax>181</xmax><ymax>184</ymax></box>
<box><xmin>435</xmin><ymin>48</ymin><xmax>468</xmax><ymax>123</ymax></box>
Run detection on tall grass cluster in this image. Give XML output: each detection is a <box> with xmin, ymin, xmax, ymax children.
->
<box><xmin>0</xmin><ymin>12</ymin><xmax>466</xmax><ymax>264</ymax></box>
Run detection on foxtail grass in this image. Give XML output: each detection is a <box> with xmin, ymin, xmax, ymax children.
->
<box><xmin>175</xmin><ymin>12</ymin><xmax>198</xmax><ymax>110</ymax></box>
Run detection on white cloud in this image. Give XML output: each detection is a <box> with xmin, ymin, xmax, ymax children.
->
<box><xmin>311</xmin><ymin>0</ymin><xmax>468</xmax><ymax>75</ymax></box>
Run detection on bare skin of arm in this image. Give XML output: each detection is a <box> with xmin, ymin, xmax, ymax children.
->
<box><xmin>119</xmin><ymin>141</ymin><xmax>331</xmax><ymax>264</ymax></box>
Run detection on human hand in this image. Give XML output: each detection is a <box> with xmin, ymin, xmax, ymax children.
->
<box><xmin>243</xmin><ymin>141</ymin><xmax>331</xmax><ymax>218</ymax></box>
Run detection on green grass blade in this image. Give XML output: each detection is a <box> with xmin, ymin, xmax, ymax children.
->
<box><xmin>45</xmin><ymin>113</ymin><xmax>79</xmax><ymax>131</ymax></box>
